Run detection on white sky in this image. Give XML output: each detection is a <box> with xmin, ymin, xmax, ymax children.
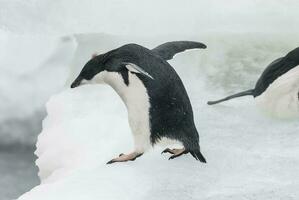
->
<box><xmin>1</xmin><ymin>0</ymin><xmax>299</xmax><ymax>36</ymax></box>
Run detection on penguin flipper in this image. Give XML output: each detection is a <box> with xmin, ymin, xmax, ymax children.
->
<box><xmin>123</xmin><ymin>62</ymin><xmax>154</xmax><ymax>79</ymax></box>
<box><xmin>152</xmin><ymin>41</ymin><xmax>207</xmax><ymax>60</ymax></box>
<box><xmin>207</xmin><ymin>89</ymin><xmax>254</xmax><ymax>105</ymax></box>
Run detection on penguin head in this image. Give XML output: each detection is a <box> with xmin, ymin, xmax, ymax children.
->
<box><xmin>71</xmin><ymin>49</ymin><xmax>154</xmax><ymax>88</ymax></box>
<box><xmin>71</xmin><ymin>53</ymin><xmax>110</xmax><ymax>88</ymax></box>
<box><xmin>285</xmin><ymin>47</ymin><xmax>299</xmax><ymax>62</ymax></box>
<box><xmin>71</xmin><ymin>59</ymin><xmax>98</xmax><ymax>88</ymax></box>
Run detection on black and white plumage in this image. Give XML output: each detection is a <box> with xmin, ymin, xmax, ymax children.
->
<box><xmin>71</xmin><ymin>41</ymin><xmax>207</xmax><ymax>163</ymax></box>
<box><xmin>207</xmin><ymin>47</ymin><xmax>299</xmax><ymax>118</ymax></box>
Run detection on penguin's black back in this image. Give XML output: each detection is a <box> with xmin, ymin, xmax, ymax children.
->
<box><xmin>113</xmin><ymin>44</ymin><xmax>200</xmax><ymax>149</ymax></box>
<box><xmin>254</xmin><ymin>47</ymin><xmax>299</xmax><ymax>97</ymax></box>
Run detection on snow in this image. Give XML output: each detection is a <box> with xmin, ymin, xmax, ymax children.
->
<box><xmin>0</xmin><ymin>0</ymin><xmax>299</xmax><ymax>199</ymax></box>
<box><xmin>18</xmin><ymin>35</ymin><xmax>299</xmax><ymax>200</ymax></box>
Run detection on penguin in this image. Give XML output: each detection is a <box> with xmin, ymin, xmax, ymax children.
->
<box><xmin>70</xmin><ymin>41</ymin><xmax>207</xmax><ymax>164</ymax></box>
<box><xmin>207</xmin><ymin>47</ymin><xmax>299</xmax><ymax>118</ymax></box>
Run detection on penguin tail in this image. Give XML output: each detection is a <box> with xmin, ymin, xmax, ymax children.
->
<box><xmin>189</xmin><ymin>149</ymin><xmax>207</xmax><ymax>163</ymax></box>
<box><xmin>207</xmin><ymin>89</ymin><xmax>254</xmax><ymax>105</ymax></box>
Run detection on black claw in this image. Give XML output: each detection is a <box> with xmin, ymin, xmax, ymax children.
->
<box><xmin>161</xmin><ymin>148</ymin><xmax>174</xmax><ymax>154</ymax></box>
<box><xmin>168</xmin><ymin>155</ymin><xmax>176</xmax><ymax>160</ymax></box>
<box><xmin>168</xmin><ymin>150</ymin><xmax>187</xmax><ymax>160</ymax></box>
<box><xmin>127</xmin><ymin>153</ymin><xmax>143</xmax><ymax>161</ymax></box>
<box><xmin>135</xmin><ymin>153</ymin><xmax>143</xmax><ymax>159</ymax></box>
<box><xmin>106</xmin><ymin>160</ymin><xmax>115</xmax><ymax>164</ymax></box>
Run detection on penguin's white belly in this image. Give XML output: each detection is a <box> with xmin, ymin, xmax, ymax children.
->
<box><xmin>99</xmin><ymin>71</ymin><xmax>152</xmax><ymax>152</ymax></box>
<box><xmin>255</xmin><ymin>65</ymin><xmax>299</xmax><ymax>119</ymax></box>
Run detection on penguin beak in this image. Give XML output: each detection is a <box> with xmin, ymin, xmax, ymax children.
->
<box><xmin>71</xmin><ymin>76</ymin><xmax>83</xmax><ymax>88</ymax></box>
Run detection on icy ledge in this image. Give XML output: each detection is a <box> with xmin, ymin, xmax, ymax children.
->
<box><xmin>18</xmin><ymin>83</ymin><xmax>299</xmax><ymax>200</ymax></box>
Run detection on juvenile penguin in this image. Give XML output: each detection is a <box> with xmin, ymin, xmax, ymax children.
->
<box><xmin>71</xmin><ymin>41</ymin><xmax>207</xmax><ymax>164</ymax></box>
<box><xmin>207</xmin><ymin>47</ymin><xmax>299</xmax><ymax>118</ymax></box>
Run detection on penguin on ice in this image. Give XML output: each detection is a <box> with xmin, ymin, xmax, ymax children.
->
<box><xmin>71</xmin><ymin>41</ymin><xmax>207</xmax><ymax>164</ymax></box>
<box><xmin>207</xmin><ymin>47</ymin><xmax>299</xmax><ymax>118</ymax></box>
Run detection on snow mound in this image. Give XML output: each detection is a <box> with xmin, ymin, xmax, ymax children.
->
<box><xmin>19</xmin><ymin>45</ymin><xmax>299</xmax><ymax>199</ymax></box>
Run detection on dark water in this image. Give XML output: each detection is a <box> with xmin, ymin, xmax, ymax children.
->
<box><xmin>0</xmin><ymin>147</ymin><xmax>39</xmax><ymax>200</ymax></box>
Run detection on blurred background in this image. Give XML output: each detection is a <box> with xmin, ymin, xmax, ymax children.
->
<box><xmin>1</xmin><ymin>0</ymin><xmax>299</xmax><ymax>199</ymax></box>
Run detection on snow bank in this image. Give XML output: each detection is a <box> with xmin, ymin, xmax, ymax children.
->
<box><xmin>18</xmin><ymin>34</ymin><xmax>299</xmax><ymax>199</ymax></box>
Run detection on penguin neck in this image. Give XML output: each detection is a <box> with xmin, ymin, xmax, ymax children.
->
<box><xmin>105</xmin><ymin>72</ymin><xmax>129</xmax><ymax>106</ymax></box>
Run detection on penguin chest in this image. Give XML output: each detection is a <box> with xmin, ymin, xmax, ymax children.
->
<box><xmin>104</xmin><ymin>71</ymin><xmax>152</xmax><ymax>149</ymax></box>
<box><xmin>255</xmin><ymin>65</ymin><xmax>299</xmax><ymax>118</ymax></box>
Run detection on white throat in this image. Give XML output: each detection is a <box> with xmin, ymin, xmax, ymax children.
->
<box><xmin>92</xmin><ymin>70</ymin><xmax>152</xmax><ymax>152</ymax></box>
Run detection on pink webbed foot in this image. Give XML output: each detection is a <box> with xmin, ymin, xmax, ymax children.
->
<box><xmin>107</xmin><ymin>152</ymin><xmax>143</xmax><ymax>164</ymax></box>
<box><xmin>161</xmin><ymin>148</ymin><xmax>187</xmax><ymax>160</ymax></box>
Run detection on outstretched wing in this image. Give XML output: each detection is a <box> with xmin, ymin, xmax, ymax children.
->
<box><xmin>151</xmin><ymin>41</ymin><xmax>207</xmax><ymax>60</ymax></box>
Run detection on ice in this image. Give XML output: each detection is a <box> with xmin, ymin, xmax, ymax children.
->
<box><xmin>18</xmin><ymin>34</ymin><xmax>299</xmax><ymax>200</ymax></box>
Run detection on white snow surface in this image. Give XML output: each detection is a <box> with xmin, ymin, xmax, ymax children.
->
<box><xmin>18</xmin><ymin>35</ymin><xmax>299</xmax><ymax>200</ymax></box>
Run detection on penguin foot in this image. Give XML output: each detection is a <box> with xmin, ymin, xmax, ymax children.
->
<box><xmin>161</xmin><ymin>148</ymin><xmax>187</xmax><ymax>160</ymax></box>
<box><xmin>106</xmin><ymin>152</ymin><xmax>143</xmax><ymax>164</ymax></box>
